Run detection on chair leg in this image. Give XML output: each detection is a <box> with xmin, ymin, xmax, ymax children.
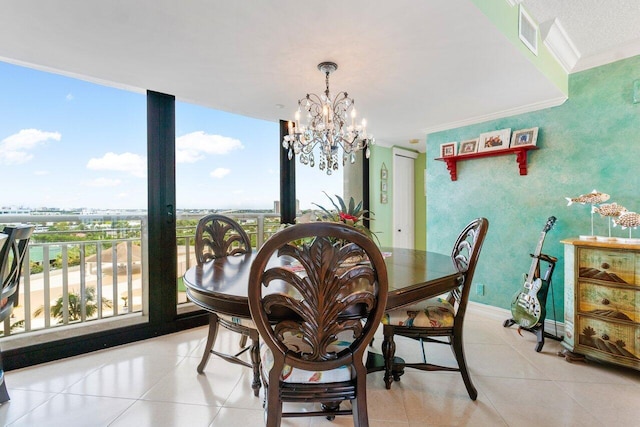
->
<box><xmin>0</xmin><ymin>349</ymin><xmax>9</xmax><ymax>403</ymax></box>
<box><xmin>382</xmin><ymin>325</ymin><xmax>396</xmax><ymax>389</ymax></box>
<box><xmin>250</xmin><ymin>335</ymin><xmax>261</xmax><ymax>396</ymax></box>
<box><xmin>352</xmin><ymin>368</ymin><xmax>369</xmax><ymax>427</ymax></box>
<box><xmin>320</xmin><ymin>401</ymin><xmax>340</xmax><ymax>421</ymax></box>
<box><xmin>265</xmin><ymin>379</ymin><xmax>283</xmax><ymax>427</ymax></box>
<box><xmin>452</xmin><ymin>336</ymin><xmax>477</xmax><ymax>400</ymax></box>
<box><xmin>197</xmin><ymin>313</ymin><xmax>220</xmax><ymax>374</ymax></box>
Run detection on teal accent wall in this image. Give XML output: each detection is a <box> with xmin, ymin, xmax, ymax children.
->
<box><xmin>426</xmin><ymin>55</ymin><xmax>640</xmax><ymax>320</ymax></box>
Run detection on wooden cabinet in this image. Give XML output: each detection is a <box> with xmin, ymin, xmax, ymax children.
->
<box><xmin>562</xmin><ymin>239</ymin><xmax>640</xmax><ymax>370</ymax></box>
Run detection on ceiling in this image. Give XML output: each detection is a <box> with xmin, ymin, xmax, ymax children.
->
<box><xmin>0</xmin><ymin>1</ymin><xmax>637</xmax><ymax>151</ymax></box>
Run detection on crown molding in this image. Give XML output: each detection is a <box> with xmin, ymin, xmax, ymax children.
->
<box><xmin>423</xmin><ymin>95</ymin><xmax>567</xmax><ymax>135</ymax></box>
<box><xmin>572</xmin><ymin>39</ymin><xmax>640</xmax><ymax>73</ymax></box>
<box><xmin>541</xmin><ymin>19</ymin><xmax>581</xmax><ymax>73</ymax></box>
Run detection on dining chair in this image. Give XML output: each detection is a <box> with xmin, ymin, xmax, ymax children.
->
<box><xmin>380</xmin><ymin>217</ymin><xmax>488</xmax><ymax>400</ymax></box>
<box><xmin>0</xmin><ymin>224</ymin><xmax>35</xmax><ymax>403</ymax></box>
<box><xmin>192</xmin><ymin>214</ymin><xmax>261</xmax><ymax>396</ymax></box>
<box><xmin>248</xmin><ymin>222</ymin><xmax>388</xmax><ymax>427</ymax></box>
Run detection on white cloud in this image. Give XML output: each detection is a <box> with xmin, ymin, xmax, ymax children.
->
<box><xmin>85</xmin><ymin>177</ymin><xmax>122</xmax><ymax>187</ymax></box>
<box><xmin>34</xmin><ymin>170</ymin><xmax>49</xmax><ymax>176</ymax></box>
<box><xmin>0</xmin><ymin>129</ymin><xmax>61</xmax><ymax>165</ymax></box>
<box><xmin>210</xmin><ymin>168</ymin><xmax>231</xmax><ymax>179</ymax></box>
<box><xmin>176</xmin><ymin>131</ymin><xmax>243</xmax><ymax>163</ymax></box>
<box><xmin>66</xmin><ymin>93</ymin><xmax>74</xmax><ymax>101</ymax></box>
<box><xmin>86</xmin><ymin>152</ymin><xmax>146</xmax><ymax>178</ymax></box>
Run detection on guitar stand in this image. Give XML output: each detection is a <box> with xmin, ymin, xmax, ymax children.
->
<box><xmin>503</xmin><ymin>253</ymin><xmax>563</xmax><ymax>352</ymax></box>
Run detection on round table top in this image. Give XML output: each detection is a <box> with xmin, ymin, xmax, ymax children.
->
<box><xmin>183</xmin><ymin>247</ymin><xmax>461</xmax><ymax>318</ymax></box>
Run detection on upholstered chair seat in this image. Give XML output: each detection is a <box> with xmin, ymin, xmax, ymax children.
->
<box><xmin>260</xmin><ymin>332</ymin><xmax>353</xmax><ymax>384</ymax></box>
<box><xmin>382</xmin><ymin>296</ymin><xmax>455</xmax><ymax>328</ymax></box>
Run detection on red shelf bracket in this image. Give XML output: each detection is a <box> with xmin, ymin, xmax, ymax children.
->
<box><xmin>435</xmin><ymin>146</ymin><xmax>538</xmax><ymax>181</ymax></box>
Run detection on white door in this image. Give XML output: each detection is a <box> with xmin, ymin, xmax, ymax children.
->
<box><xmin>392</xmin><ymin>148</ymin><xmax>418</xmax><ymax>249</ymax></box>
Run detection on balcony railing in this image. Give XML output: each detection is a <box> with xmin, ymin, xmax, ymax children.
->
<box><xmin>0</xmin><ymin>212</ymin><xmax>281</xmax><ymax>340</ymax></box>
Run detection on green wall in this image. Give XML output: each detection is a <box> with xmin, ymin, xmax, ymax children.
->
<box><xmin>415</xmin><ymin>152</ymin><xmax>427</xmax><ymax>251</ymax></box>
<box><xmin>369</xmin><ymin>145</ymin><xmax>394</xmax><ymax>247</ymax></box>
<box><xmin>425</xmin><ymin>55</ymin><xmax>640</xmax><ymax>320</ymax></box>
<box><xmin>369</xmin><ymin>145</ymin><xmax>427</xmax><ymax>250</ymax></box>
<box><xmin>471</xmin><ymin>0</ymin><xmax>567</xmax><ymax>95</ymax></box>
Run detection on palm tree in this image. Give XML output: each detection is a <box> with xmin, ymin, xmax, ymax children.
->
<box><xmin>34</xmin><ymin>288</ymin><xmax>113</xmax><ymax>323</ymax></box>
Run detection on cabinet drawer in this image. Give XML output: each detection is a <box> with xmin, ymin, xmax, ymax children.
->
<box><xmin>578</xmin><ymin>248</ymin><xmax>636</xmax><ymax>284</ymax></box>
<box><xmin>576</xmin><ymin>315</ymin><xmax>640</xmax><ymax>362</ymax></box>
<box><xmin>578</xmin><ymin>281</ymin><xmax>640</xmax><ymax>322</ymax></box>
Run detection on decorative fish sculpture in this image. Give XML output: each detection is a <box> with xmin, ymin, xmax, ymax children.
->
<box><xmin>566</xmin><ymin>189</ymin><xmax>610</xmax><ymax>206</ymax></box>
<box><xmin>613</xmin><ymin>212</ymin><xmax>640</xmax><ymax>229</ymax></box>
<box><xmin>593</xmin><ymin>203</ymin><xmax>627</xmax><ymax>217</ymax></box>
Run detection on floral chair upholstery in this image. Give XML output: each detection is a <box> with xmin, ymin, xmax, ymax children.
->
<box><xmin>381</xmin><ymin>218</ymin><xmax>488</xmax><ymax>400</ymax></box>
<box><xmin>248</xmin><ymin>222</ymin><xmax>388</xmax><ymax>427</ymax></box>
<box><xmin>191</xmin><ymin>214</ymin><xmax>261</xmax><ymax>396</ymax></box>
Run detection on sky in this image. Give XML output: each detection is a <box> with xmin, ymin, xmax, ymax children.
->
<box><xmin>0</xmin><ymin>61</ymin><xmax>341</xmax><ymax>211</ymax></box>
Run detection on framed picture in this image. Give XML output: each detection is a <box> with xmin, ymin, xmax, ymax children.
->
<box><xmin>380</xmin><ymin>193</ymin><xmax>388</xmax><ymax>204</ymax></box>
<box><xmin>381</xmin><ymin>180</ymin><xmax>388</xmax><ymax>192</ymax></box>
<box><xmin>439</xmin><ymin>142</ymin><xmax>457</xmax><ymax>158</ymax></box>
<box><xmin>380</xmin><ymin>163</ymin><xmax>388</xmax><ymax>180</ymax></box>
<box><xmin>478</xmin><ymin>128</ymin><xmax>511</xmax><ymax>152</ymax></box>
<box><xmin>511</xmin><ymin>127</ymin><xmax>539</xmax><ymax>147</ymax></box>
<box><xmin>458</xmin><ymin>138</ymin><xmax>479</xmax><ymax>155</ymax></box>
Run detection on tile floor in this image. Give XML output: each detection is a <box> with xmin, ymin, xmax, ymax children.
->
<box><xmin>1</xmin><ymin>308</ymin><xmax>639</xmax><ymax>426</ymax></box>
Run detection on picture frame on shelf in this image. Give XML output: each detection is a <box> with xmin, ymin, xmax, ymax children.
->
<box><xmin>458</xmin><ymin>138</ymin><xmax>479</xmax><ymax>155</ymax></box>
<box><xmin>478</xmin><ymin>128</ymin><xmax>511</xmax><ymax>152</ymax></box>
<box><xmin>381</xmin><ymin>181</ymin><xmax>387</xmax><ymax>192</ymax></box>
<box><xmin>381</xmin><ymin>193</ymin><xmax>388</xmax><ymax>204</ymax></box>
<box><xmin>511</xmin><ymin>127</ymin><xmax>539</xmax><ymax>147</ymax></box>
<box><xmin>439</xmin><ymin>142</ymin><xmax>457</xmax><ymax>158</ymax></box>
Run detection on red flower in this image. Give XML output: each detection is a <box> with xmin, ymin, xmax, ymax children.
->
<box><xmin>339</xmin><ymin>212</ymin><xmax>359</xmax><ymax>223</ymax></box>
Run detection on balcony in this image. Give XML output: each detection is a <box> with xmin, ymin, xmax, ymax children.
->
<box><xmin>0</xmin><ymin>212</ymin><xmax>281</xmax><ymax>351</ymax></box>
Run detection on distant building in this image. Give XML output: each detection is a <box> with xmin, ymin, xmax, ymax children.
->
<box><xmin>0</xmin><ymin>207</ymin><xmax>31</xmax><ymax>215</ymax></box>
<box><xmin>273</xmin><ymin>200</ymin><xmax>300</xmax><ymax>215</ymax></box>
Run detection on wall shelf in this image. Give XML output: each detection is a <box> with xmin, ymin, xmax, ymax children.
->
<box><xmin>435</xmin><ymin>146</ymin><xmax>538</xmax><ymax>181</ymax></box>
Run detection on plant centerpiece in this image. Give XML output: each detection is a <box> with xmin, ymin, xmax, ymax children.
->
<box><xmin>312</xmin><ymin>192</ymin><xmax>378</xmax><ymax>246</ymax></box>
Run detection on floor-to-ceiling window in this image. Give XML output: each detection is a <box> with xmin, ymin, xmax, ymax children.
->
<box><xmin>174</xmin><ymin>101</ymin><xmax>280</xmax><ymax>304</ymax></box>
<box><xmin>0</xmin><ymin>60</ymin><xmax>356</xmax><ymax>370</ymax></box>
<box><xmin>0</xmin><ymin>61</ymin><xmax>160</xmax><ymax>369</ymax></box>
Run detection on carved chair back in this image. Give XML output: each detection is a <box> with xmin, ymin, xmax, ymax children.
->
<box><xmin>446</xmin><ymin>217</ymin><xmax>488</xmax><ymax>322</ymax></box>
<box><xmin>194</xmin><ymin>214</ymin><xmax>251</xmax><ymax>266</ymax></box>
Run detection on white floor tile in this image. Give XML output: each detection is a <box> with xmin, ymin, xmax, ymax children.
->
<box><xmin>4</xmin><ymin>307</ymin><xmax>640</xmax><ymax>426</ymax></box>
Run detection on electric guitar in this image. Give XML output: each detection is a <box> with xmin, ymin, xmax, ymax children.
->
<box><xmin>510</xmin><ymin>216</ymin><xmax>557</xmax><ymax>328</ymax></box>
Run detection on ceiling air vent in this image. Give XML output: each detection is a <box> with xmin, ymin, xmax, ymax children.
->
<box><xmin>519</xmin><ymin>5</ymin><xmax>538</xmax><ymax>55</ymax></box>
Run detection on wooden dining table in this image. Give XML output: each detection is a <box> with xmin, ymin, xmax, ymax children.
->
<box><xmin>183</xmin><ymin>246</ymin><xmax>462</xmax><ymax>328</ymax></box>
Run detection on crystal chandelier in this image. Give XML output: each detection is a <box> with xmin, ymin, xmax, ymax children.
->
<box><xmin>282</xmin><ymin>62</ymin><xmax>374</xmax><ymax>175</ymax></box>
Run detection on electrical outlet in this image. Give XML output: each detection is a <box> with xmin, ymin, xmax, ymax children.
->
<box><xmin>476</xmin><ymin>283</ymin><xmax>484</xmax><ymax>296</ymax></box>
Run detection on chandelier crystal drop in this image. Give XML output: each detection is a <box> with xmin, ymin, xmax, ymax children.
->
<box><xmin>282</xmin><ymin>62</ymin><xmax>374</xmax><ymax>175</ymax></box>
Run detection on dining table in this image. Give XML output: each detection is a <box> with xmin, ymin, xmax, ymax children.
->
<box><xmin>183</xmin><ymin>246</ymin><xmax>463</xmax><ymax>371</ymax></box>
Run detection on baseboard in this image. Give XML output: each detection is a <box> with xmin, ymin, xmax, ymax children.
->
<box><xmin>468</xmin><ymin>301</ymin><xmax>565</xmax><ymax>337</ymax></box>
